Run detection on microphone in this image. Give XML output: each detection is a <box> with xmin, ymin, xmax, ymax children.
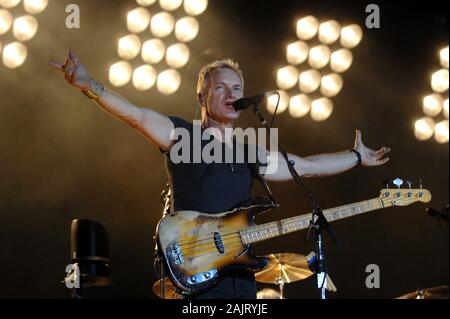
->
<box><xmin>232</xmin><ymin>91</ymin><xmax>278</xmax><ymax>111</ymax></box>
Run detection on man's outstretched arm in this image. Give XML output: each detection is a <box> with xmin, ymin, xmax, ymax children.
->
<box><xmin>48</xmin><ymin>49</ymin><xmax>174</xmax><ymax>151</ymax></box>
<box><xmin>262</xmin><ymin>130</ymin><xmax>391</xmax><ymax>182</ymax></box>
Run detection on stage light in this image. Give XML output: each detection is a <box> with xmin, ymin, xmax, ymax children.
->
<box><xmin>444</xmin><ymin>98</ymin><xmax>449</xmax><ymax>119</ymax></box>
<box><xmin>127</xmin><ymin>7</ymin><xmax>151</xmax><ymax>33</ymax></box>
<box><xmin>23</xmin><ymin>0</ymin><xmax>48</xmax><ymax>15</ymax></box>
<box><xmin>434</xmin><ymin>120</ymin><xmax>449</xmax><ymax>143</ymax></box>
<box><xmin>299</xmin><ymin>69</ymin><xmax>321</xmax><ymax>93</ymax></box>
<box><xmin>318</xmin><ymin>20</ymin><xmax>341</xmax><ymax>45</ymax></box>
<box><xmin>286</xmin><ymin>40</ymin><xmax>309</xmax><ymax>65</ymax></box>
<box><xmin>13</xmin><ymin>15</ymin><xmax>38</xmax><ymax>41</ymax></box>
<box><xmin>150</xmin><ymin>11</ymin><xmax>174</xmax><ymax>38</ymax></box>
<box><xmin>183</xmin><ymin>0</ymin><xmax>208</xmax><ymax>16</ymax></box>
<box><xmin>289</xmin><ymin>94</ymin><xmax>311</xmax><ymax>118</ymax></box>
<box><xmin>431</xmin><ymin>69</ymin><xmax>449</xmax><ymax>93</ymax></box>
<box><xmin>133</xmin><ymin>64</ymin><xmax>157</xmax><ymax>91</ymax></box>
<box><xmin>308</xmin><ymin>44</ymin><xmax>331</xmax><ymax>69</ymax></box>
<box><xmin>0</xmin><ymin>0</ymin><xmax>21</xmax><ymax>9</ymax></box>
<box><xmin>0</xmin><ymin>8</ymin><xmax>13</xmax><ymax>35</ymax></box>
<box><xmin>141</xmin><ymin>38</ymin><xmax>166</xmax><ymax>63</ymax></box>
<box><xmin>423</xmin><ymin>93</ymin><xmax>444</xmax><ymax>117</ymax></box>
<box><xmin>440</xmin><ymin>46</ymin><xmax>449</xmax><ymax>69</ymax></box>
<box><xmin>320</xmin><ymin>73</ymin><xmax>343</xmax><ymax>97</ymax></box>
<box><xmin>157</xmin><ymin>69</ymin><xmax>181</xmax><ymax>95</ymax></box>
<box><xmin>266</xmin><ymin>90</ymin><xmax>289</xmax><ymax>114</ymax></box>
<box><xmin>166</xmin><ymin>43</ymin><xmax>190</xmax><ymax>69</ymax></box>
<box><xmin>330</xmin><ymin>48</ymin><xmax>353</xmax><ymax>73</ymax></box>
<box><xmin>276</xmin><ymin>65</ymin><xmax>299</xmax><ymax>90</ymax></box>
<box><xmin>311</xmin><ymin>97</ymin><xmax>333</xmax><ymax>121</ymax></box>
<box><xmin>109</xmin><ymin>61</ymin><xmax>133</xmax><ymax>87</ymax></box>
<box><xmin>414</xmin><ymin>117</ymin><xmax>435</xmax><ymax>141</ymax></box>
<box><xmin>340</xmin><ymin>24</ymin><xmax>363</xmax><ymax>49</ymax></box>
<box><xmin>2</xmin><ymin>41</ymin><xmax>27</xmax><ymax>68</ymax></box>
<box><xmin>117</xmin><ymin>34</ymin><xmax>141</xmax><ymax>60</ymax></box>
<box><xmin>159</xmin><ymin>0</ymin><xmax>182</xmax><ymax>11</ymax></box>
<box><xmin>296</xmin><ymin>15</ymin><xmax>319</xmax><ymax>41</ymax></box>
<box><xmin>136</xmin><ymin>0</ymin><xmax>157</xmax><ymax>6</ymax></box>
<box><xmin>175</xmin><ymin>16</ymin><xmax>199</xmax><ymax>42</ymax></box>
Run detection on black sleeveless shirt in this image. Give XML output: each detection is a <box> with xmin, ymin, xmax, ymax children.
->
<box><xmin>163</xmin><ymin>116</ymin><xmax>257</xmax><ymax>214</ymax></box>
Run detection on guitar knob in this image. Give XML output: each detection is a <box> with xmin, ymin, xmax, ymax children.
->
<box><xmin>190</xmin><ymin>276</ymin><xmax>197</xmax><ymax>283</ymax></box>
<box><xmin>204</xmin><ymin>272</ymin><xmax>210</xmax><ymax>279</ymax></box>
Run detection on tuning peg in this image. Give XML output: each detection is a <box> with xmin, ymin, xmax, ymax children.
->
<box><xmin>382</xmin><ymin>178</ymin><xmax>391</xmax><ymax>189</ymax></box>
<box><xmin>393</xmin><ymin>178</ymin><xmax>403</xmax><ymax>189</ymax></box>
<box><xmin>405</xmin><ymin>180</ymin><xmax>413</xmax><ymax>189</ymax></box>
<box><xmin>419</xmin><ymin>178</ymin><xmax>423</xmax><ymax>189</ymax></box>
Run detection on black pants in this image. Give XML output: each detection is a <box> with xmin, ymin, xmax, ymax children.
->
<box><xmin>192</xmin><ymin>270</ymin><xmax>257</xmax><ymax>299</ymax></box>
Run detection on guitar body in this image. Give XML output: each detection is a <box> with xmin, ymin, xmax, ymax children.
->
<box><xmin>156</xmin><ymin>200</ymin><xmax>273</xmax><ymax>296</ymax></box>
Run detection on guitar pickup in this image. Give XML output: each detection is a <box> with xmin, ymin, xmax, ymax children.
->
<box><xmin>214</xmin><ymin>232</ymin><xmax>225</xmax><ymax>254</ymax></box>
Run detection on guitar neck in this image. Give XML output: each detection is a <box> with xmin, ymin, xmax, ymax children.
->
<box><xmin>240</xmin><ymin>197</ymin><xmax>388</xmax><ymax>244</ymax></box>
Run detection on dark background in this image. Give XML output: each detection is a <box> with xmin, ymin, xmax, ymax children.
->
<box><xmin>0</xmin><ymin>0</ymin><xmax>448</xmax><ymax>299</ymax></box>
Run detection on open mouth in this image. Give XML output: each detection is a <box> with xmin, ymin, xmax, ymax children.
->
<box><xmin>225</xmin><ymin>101</ymin><xmax>237</xmax><ymax>111</ymax></box>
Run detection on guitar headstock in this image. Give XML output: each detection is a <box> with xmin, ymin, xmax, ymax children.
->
<box><xmin>379</xmin><ymin>178</ymin><xmax>432</xmax><ymax>207</ymax></box>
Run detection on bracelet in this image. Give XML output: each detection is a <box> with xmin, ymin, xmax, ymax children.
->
<box><xmin>351</xmin><ymin>149</ymin><xmax>362</xmax><ymax>167</ymax></box>
<box><xmin>82</xmin><ymin>78</ymin><xmax>104</xmax><ymax>100</ymax></box>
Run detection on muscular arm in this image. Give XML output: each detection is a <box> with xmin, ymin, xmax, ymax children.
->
<box><xmin>259</xmin><ymin>130</ymin><xmax>390</xmax><ymax>182</ymax></box>
<box><xmin>93</xmin><ymin>88</ymin><xmax>174</xmax><ymax>151</ymax></box>
<box><xmin>264</xmin><ymin>151</ymin><xmax>360</xmax><ymax>182</ymax></box>
<box><xmin>49</xmin><ymin>50</ymin><xmax>174</xmax><ymax>151</ymax></box>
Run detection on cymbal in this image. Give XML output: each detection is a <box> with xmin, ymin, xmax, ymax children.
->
<box><xmin>257</xmin><ymin>288</ymin><xmax>282</xmax><ymax>299</ymax></box>
<box><xmin>397</xmin><ymin>285</ymin><xmax>449</xmax><ymax>299</ymax></box>
<box><xmin>255</xmin><ymin>253</ymin><xmax>314</xmax><ymax>284</ymax></box>
<box><xmin>152</xmin><ymin>278</ymin><xmax>183</xmax><ymax>299</ymax></box>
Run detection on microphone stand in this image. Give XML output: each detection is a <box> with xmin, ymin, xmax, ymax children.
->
<box><xmin>252</xmin><ymin>103</ymin><xmax>340</xmax><ymax>299</ymax></box>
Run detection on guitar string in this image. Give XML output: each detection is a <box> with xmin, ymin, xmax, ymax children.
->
<box><xmin>177</xmin><ymin>199</ymin><xmax>384</xmax><ymax>251</ymax></box>
<box><xmin>179</xmin><ymin>200</ymin><xmax>399</xmax><ymax>258</ymax></box>
<box><xmin>176</xmin><ymin>198</ymin><xmax>383</xmax><ymax>248</ymax></box>
<box><xmin>178</xmin><ymin>200</ymin><xmax>386</xmax><ymax>256</ymax></box>
<box><xmin>178</xmin><ymin>197</ymin><xmax>417</xmax><ymax>259</ymax></box>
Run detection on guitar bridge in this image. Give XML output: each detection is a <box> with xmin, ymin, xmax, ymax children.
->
<box><xmin>167</xmin><ymin>244</ymin><xmax>184</xmax><ymax>265</ymax></box>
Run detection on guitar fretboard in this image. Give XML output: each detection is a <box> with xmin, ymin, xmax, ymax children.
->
<box><xmin>240</xmin><ymin>198</ymin><xmax>386</xmax><ymax>244</ymax></box>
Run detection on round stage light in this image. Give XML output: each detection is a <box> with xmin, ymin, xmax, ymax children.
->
<box><xmin>320</xmin><ymin>73</ymin><xmax>343</xmax><ymax>97</ymax></box>
<box><xmin>13</xmin><ymin>15</ymin><xmax>38</xmax><ymax>41</ymax></box>
<box><xmin>431</xmin><ymin>69</ymin><xmax>449</xmax><ymax>93</ymax></box>
<box><xmin>434</xmin><ymin>120</ymin><xmax>449</xmax><ymax>144</ymax></box>
<box><xmin>318</xmin><ymin>20</ymin><xmax>341</xmax><ymax>45</ymax></box>
<box><xmin>118</xmin><ymin>34</ymin><xmax>141</xmax><ymax>60</ymax></box>
<box><xmin>311</xmin><ymin>97</ymin><xmax>333</xmax><ymax>121</ymax></box>
<box><xmin>2</xmin><ymin>41</ymin><xmax>28</xmax><ymax>68</ymax></box>
<box><xmin>414</xmin><ymin>117</ymin><xmax>435</xmax><ymax>141</ymax></box>
<box><xmin>23</xmin><ymin>0</ymin><xmax>48</xmax><ymax>15</ymax></box>
<box><xmin>0</xmin><ymin>9</ymin><xmax>13</xmax><ymax>35</ymax></box>
<box><xmin>330</xmin><ymin>48</ymin><xmax>353</xmax><ymax>73</ymax></box>
<box><xmin>296</xmin><ymin>15</ymin><xmax>319</xmax><ymax>41</ymax></box>
<box><xmin>127</xmin><ymin>7</ymin><xmax>151</xmax><ymax>33</ymax></box>
<box><xmin>422</xmin><ymin>93</ymin><xmax>444</xmax><ymax>117</ymax></box>
<box><xmin>159</xmin><ymin>0</ymin><xmax>182</xmax><ymax>11</ymax></box>
<box><xmin>286</xmin><ymin>40</ymin><xmax>309</xmax><ymax>65</ymax></box>
<box><xmin>166</xmin><ymin>43</ymin><xmax>190</xmax><ymax>69</ymax></box>
<box><xmin>340</xmin><ymin>24</ymin><xmax>363</xmax><ymax>49</ymax></box>
<box><xmin>299</xmin><ymin>69</ymin><xmax>321</xmax><ymax>93</ymax></box>
<box><xmin>109</xmin><ymin>61</ymin><xmax>133</xmax><ymax>87</ymax></box>
<box><xmin>141</xmin><ymin>38</ymin><xmax>166</xmax><ymax>64</ymax></box>
<box><xmin>133</xmin><ymin>65</ymin><xmax>157</xmax><ymax>91</ymax></box>
<box><xmin>150</xmin><ymin>11</ymin><xmax>175</xmax><ymax>38</ymax></box>
<box><xmin>157</xmin><ymin>69</ymin><xmax>181</xmax><ymax>95</ymax></box>
<box><xmin>289</xmin><ymin>94</ymin><xmax>311</xmax><ymax>118</ymax></box>
<box><xmin>266</xmin><ymin>90</ymin><xmax>289</xmax><ymax>114</ymax></box>
<box><xmin>276</xmin><ymin>65</ymin><xmax>299</xmax><ymax>90</ymax></box>
<box><xmin>175</xmin><ymin>16</ymin><xmax>199</xmax><ymax>42</ymax></box>
<box><xmin>308</xmin><ymin>44</ymin><xmax>331</xmax><ymax>69</ymax></box>
<box><xmin>184</xmin><ymin>0</ymin><xmax>208</xmax><ymax>16</ymax></box>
